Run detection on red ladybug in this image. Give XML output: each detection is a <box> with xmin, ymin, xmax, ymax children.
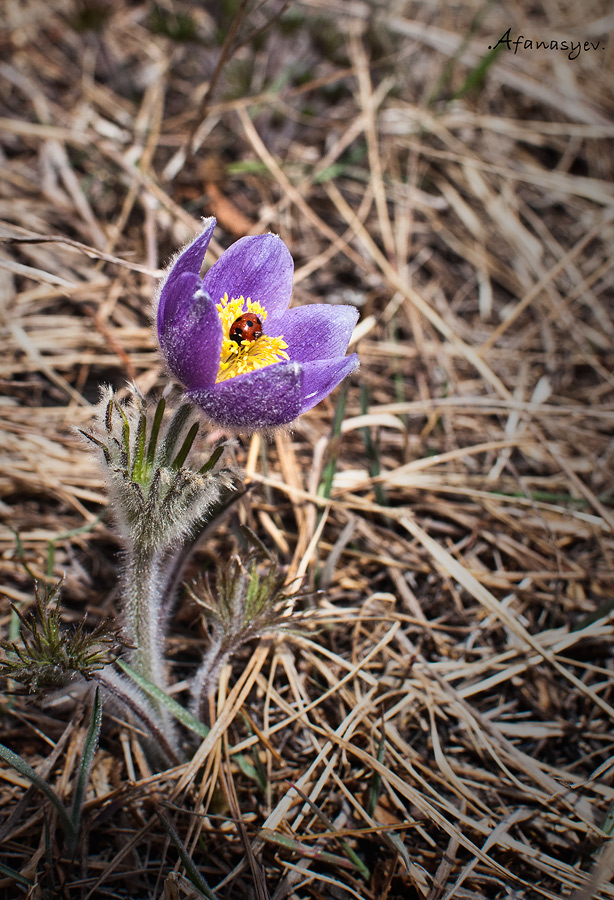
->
<box><xmin>229</xmin><ymin>313</ymin><xmax>263</xmax><ymax>345</ymax></box>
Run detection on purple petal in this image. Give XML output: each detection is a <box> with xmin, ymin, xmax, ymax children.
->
<box><xmin>268</xmin><ymin>304</ymin><xmax>358</xmax><ymax>363</ymax></box>
<box><xmin>167</xmin><ymin>218</ymin><xmax>216</xmax><ymax>280</ymax></box>
<box><xmin>159</xmin><ymin>282</ymin><xmax>222</xmax><ymax>390</ymax></box>
<box><xmin>202</xmin><ymin>234</ymin><xmax>293</xmax><ymax>323</ymax></box>
<box><xmin>157</xmin><ymin>218</ymin><xmax>216</xmax><ymax>332</ymax></box>
<box><xmin>187</xmin><ymin>362</ymin><xmax>303</xmax><ymax>430</ymax></box>
<box><xmin>299</xmin><ymin>355</ymin><xmax>360</xmax><ymax>414</ymax></box>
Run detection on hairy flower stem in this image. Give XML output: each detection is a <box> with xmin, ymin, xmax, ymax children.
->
<box><xmin>94</xmin><ymin>667</ymin><xmax>180</xmax><ymax>765</ymax></box>
<box><xmin>191</xmin><ymin>633</ymin><xmax>227</xmax><ymax>724</ymax></box>
<box><xmin>122</xmin><ymin>541</ymin><xmax>187</xmax><ymax>753</ymax></box>
<box><xmin>124</xmin><ymin>545</ymin><xmax>169</xmax><ymax>690</ymax></box>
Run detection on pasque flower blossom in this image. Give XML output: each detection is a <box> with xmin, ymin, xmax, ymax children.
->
<box><xmin>156</xmin><ymin>218</ymin><xmax>359</xmax><ymax>430</ymax></box>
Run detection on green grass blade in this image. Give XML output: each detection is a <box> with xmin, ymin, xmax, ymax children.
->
<box><xmin>8</xmin><ymin>527</ymin><xmax>38</xmax><ymax>582</ymax></box>
<box><xmin>156</xmin><ymin>810</ymin><xmax>219</xmax><ymax>899</ymax></box>
<box><xmin>317</xmin><ymin>380</ymin><xmax>349</xmax><ymax>502</ymax></box>
<box><xmin>70</xmin><ymin>687</ymin><xmax>102</xmax><ymax>834</ymax></box>
<box><xmin>367</xmin><ymin>730</ymin><xmax>386</xmax><ymax>817</ymax></box>
<box><xmin>0</xmin><ymin>742</ymin><xmax>75</xmax><ymax>846</ymax></box>
<box><xmin>288</xmin><ymin>782</ymin><xmax>370</xmax><ymax>880</ymax></box>
<box><xmin>0</xmin><ymin>860</ymin><xmax>33</xmax><ymax>887</ymax></box>
<box><xmin>360</xmin><ymin>383</ymin><xmax>387</xmax><ymax>507</ymax></box>
<box><xmin>46</xmin><ymin>514</ymin><xmax>105</xmax><ymax>578</ymax></box>
<box><xmin>451</xmin><ymin>42</ymin><xmax>504</xmax><ymax>100</ymax></box>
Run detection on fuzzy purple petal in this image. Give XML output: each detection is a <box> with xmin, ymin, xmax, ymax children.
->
<box><xmin>268</xmin><ymin>304</ymin><xmax>358</xmax><ymax>363</ymax></box>
<box><xmin>157</xmin><ymin>222</ymin><xmax>360</xmax><ymax>430</ymax></box>
<box><xmin>157</xmin><ymin>218</ymin><xmax>216</xmax><ymax>333</ymax></box>
<box><xmin>159</xmin><ymin>281</ymin><xmax>222</xmax><ymax>390</ymax></box>
<box><xmin>202</xmin><ymin>233</ymin><xmax>293</xmax><ymax>323</ymax></box>
<box><xmin>298</xmin><ymin>355</ymin><xmax>360</xmax><ymax>414</ymax></box>
<box><xmin>187</xmin><ymin>361</ymin><xmax>303</xmax><ymax>429</ymax></box>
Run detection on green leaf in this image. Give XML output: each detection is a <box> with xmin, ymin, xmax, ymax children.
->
<box><xmin>225</xmin><ymin>160</ymin><xmax>268</xmax><ymax>175</ymax></box>
<box><xmin>117</xmin><ymin>660</ymin><xmax>210</xmax><ymax>739</ymax></box>
<box><xmin>146</xmin><ymin>396</ymin><xmax>166</xmax><ymax>471</ymax></box>
<box><xmin>157</xmin><ymin>404</ymin><xmax>192</xmax><ymax>468</ymax></box>
<box><xmin>235</xmin><ymin>753</ymin><xmax>266</xmax><ymax>789</ymax></box>
<box><xmin>114</xmin><ymin>400</ymin><xmax>131</xmax><ymax>467</ymax></box>
<box><xmin>117</xmin><ymin>662</ymin><xmax>262</xmax><ymax>786</ymax></box>
<box><xmin>602</xmin><ymin>802</ymin><xmax>614</xmax><ymax>835</ymax></box>
<box><xmin>199</xmin><ymin>443</ymin><xmax>225</xmax><ymax>474</ymax></box>
<box><xmin>171</xmin><ymin>422</ymin><xmax>199</xmax><ymax>470</ymax></box>
<box><xmin>131</xmin><ymin>406</ymin><xmax>148</xmax><ymax>483</ymax></box>
<box><xmin>260</xmin><ymin>827</ymin><xmax>362</xmax><ymax>871</ymax></box>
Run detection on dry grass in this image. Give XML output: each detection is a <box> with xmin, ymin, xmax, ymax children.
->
<box><xmin>1</xmin><ymin>1</ymin><xmax>614</xmax><ymax>898</ymax></box>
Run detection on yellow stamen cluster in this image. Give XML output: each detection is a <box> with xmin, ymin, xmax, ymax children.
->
<box><xmin>216</xmin><ymin>293</ymin><xmax>289</xmax><ymax>383</ymax></box>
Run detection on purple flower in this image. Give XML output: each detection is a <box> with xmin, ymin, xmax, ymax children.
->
<box><xmin>156</xmin><ymin>218</ymin><xmax>359</xmax><ymax>430</ymax></box>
